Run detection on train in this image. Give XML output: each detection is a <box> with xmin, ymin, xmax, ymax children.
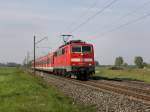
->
<box><xmin>32</xmin><ymin>40</ymin><xmax>95</xmax><ymax>80</ymax></box>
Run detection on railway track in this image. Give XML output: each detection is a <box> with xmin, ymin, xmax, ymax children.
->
<box><xmin>86</xmin><ymin>81</ymin><xmax>150</xmax><ymax>105</ymax></box>
<box><xmin>35</xmin><ymin>71</ymin><xmax>150</xmax><ymax>105</ymax></box>
<box><xmin>90</xmin><ymin>80</ymin><xmax>150</xmax><ymax>95</ymax></box>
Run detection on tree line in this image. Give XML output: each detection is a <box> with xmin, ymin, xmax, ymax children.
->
<box><xmin>115</xmin><ymin>56</ymin><xmax>148</xmax><ymax>68</ymax></box>
<box><xmin>0</xmin><ymin>62</ymin><xmax>21</xmax><ymax>67</ymax></box>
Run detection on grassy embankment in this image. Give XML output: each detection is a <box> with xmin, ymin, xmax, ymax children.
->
<box><xmin>0</xmin><ymin>67</ymin><xmax>95</xmax><ymax>112</ymax></box>
<box><xmin>95</xmin><ymin>67</ymin><xmax>150</xmax><ymax>83</ymax></box>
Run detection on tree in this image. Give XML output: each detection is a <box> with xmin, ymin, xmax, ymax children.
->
<box><xmin>6</xmin><ymin>62</ymin><xmax>21</xmax><ymax>67</ymax></box>
<box><xmin>115</xmin><ymin>56</ymin><xmax>124</xmax><ymax>66</ymax></box>
<box><xmin>134</xmin><ymin>56</ymin><xmax>144</xmax><ymax>68</ymax></box>
<box><xmin>123</xmin><ymin>63</ymin><xmax>128</xmax><ymax>67</ymax></box>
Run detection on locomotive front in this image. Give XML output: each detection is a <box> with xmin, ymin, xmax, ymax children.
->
<box><xmin>69</xmin><ymin>41</ymin><xmax>95</xmax><ymax>80</ymax></box>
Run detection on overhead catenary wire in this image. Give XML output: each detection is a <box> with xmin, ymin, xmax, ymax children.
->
<box><xmin>69</xmin><ymin>0</ymin><xmax>119</xmax><ymax>33</ymax></box>
<box><xmin>65</xmin><ymin>0</ymin><xmax>99</xmax><ymax>32</ymax></box>
<box><xmin>92</xmin><ymin>0</ymin><xmax>150</xmax><ymax>35</ymax></box>
<box><xmin>96</xmin><ymin>12</ymin><xmax>150</xmax><ymax>37</ymax></box>
<box><xmin>116</xmin><ymin>0</ymin><xmax>150</xmax><ymax>21</ymax></box>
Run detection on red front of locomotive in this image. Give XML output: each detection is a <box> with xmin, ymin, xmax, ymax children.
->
<box><xmin>68</xmin><ymin>42</ymin><xmax>95</xmax><ymax>78</ymax></box>
<box><xmin>70</xmin><ymin>43</ymin><xmax>94</xmax><ymax>67</ymax></box>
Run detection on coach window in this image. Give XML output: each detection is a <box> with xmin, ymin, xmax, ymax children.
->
<box><xmin>62</xmin><ymin>48</ymin><xmax>65</xmax><ymax>55</ymax></box>
<box><xmin>82</xmin><ymin>46</ymin><xmax>91</xmax><ymax>53</ymax></box>
<box><xmin>60</xmin><ymin>49</ymin><xmax>62</xmax><ymax>55</ymax></box>
<box><xmin>72</xmin><ymin>46</ymin><xmax>81</xmax><ymax>53</ymax></box>
<box><xmin>48</xmin><ymin>58</ymin><xmax>51</xmax><ymax>64</ymax></box>
<box><xmin>54</xmin><ymin>52</ymin><xmax>57</xmax><ymax>57</ymax></box>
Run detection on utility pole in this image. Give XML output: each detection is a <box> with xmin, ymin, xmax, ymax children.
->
<box><xmin>33</xmin><ymin>35</ymin><xmax>48</xmax><ymax>75</ymax></box>
<box><xmin>34</xmin><ymin>35</ymin><xmax>36</xmax><ymax>75</ymax></box>
<box><xmin>26</xmin><ymin>51</ymin><xmax>30</xmax><ymax>68</ymax></box>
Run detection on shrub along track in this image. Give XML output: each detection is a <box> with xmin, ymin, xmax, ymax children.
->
<box><xmin>31</xmin><ymin>70</ymin><xmax>150</xmax><ymax>106</ymax></box>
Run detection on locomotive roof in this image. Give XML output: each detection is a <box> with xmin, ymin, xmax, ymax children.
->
<box><xmin>59</xmin><ymin>40</ymin><xmax>87</xmax><ymax>48</ymax></box>
<box><xmin>66</xmin><ymin>40</ymin><xmax>85</xmax><ymax>44</ymax></box>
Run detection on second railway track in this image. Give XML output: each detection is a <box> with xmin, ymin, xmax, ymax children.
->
<box><xmin>35</xmin><ymin>70</ymin><xmax>150</xmax><ymax>105</ymax></box>
<box><xmin>90</xmin><ymin>80</ymin><xmax>150</xmax><ymax>96</ymax></box>
<box><xmin>85</xmin><ymin>81</ymin><xmax>150</xmax><ymax>105</ymax></box>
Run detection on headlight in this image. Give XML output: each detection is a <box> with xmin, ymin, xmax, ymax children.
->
<box><xmin>84</xmin><ymin>58</ymin><xmax>92</xmax><ymax>62</ymax></box>
<box><xmin>71</xmin><ymin>58</ymin><xmax>80</xmax><ymax>62</ymax></box>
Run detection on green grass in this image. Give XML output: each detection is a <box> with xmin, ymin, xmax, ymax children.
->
<box><xmin>95</xmin><ymin>67</ymin><xmax>150</xmax><ymax>83</ymax></box>
<box><xmin>0</xmin><ymin>67</ymin><xmax>95</xmax><ymax>112</ymax></box>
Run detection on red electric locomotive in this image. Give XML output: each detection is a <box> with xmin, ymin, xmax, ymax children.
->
<box><xmin>33</xmin><ymin>40</ymin><xmax>95</xmax><ymax>80</ymax></box>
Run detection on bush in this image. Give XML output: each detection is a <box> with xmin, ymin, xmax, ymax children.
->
<box><xmin>108</xmin><ymin>66</ymin><xmax>124</xmax><ymax>70</ymax></box>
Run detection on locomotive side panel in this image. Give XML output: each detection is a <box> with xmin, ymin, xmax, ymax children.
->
<box><xmin>52</xmin><ymin>45</ymin><xmax>72</xmax><ymax>74</ymax></box>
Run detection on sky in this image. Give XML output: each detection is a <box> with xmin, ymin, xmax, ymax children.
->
<box><xmin>0</xmin><ymin>0</ymin><xmax>150</xmax><ymax>65</ymax></box>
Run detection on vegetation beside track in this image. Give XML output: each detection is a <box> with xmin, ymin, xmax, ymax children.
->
<box><xmin>95</xmin><ymin>67</ymin><xmax>150</xmax><ymax>83</ymax></box>
<box><xmin>0</xmin><ymin>67</ymin><xmax>95</xmax><ymax>112</ymax></box>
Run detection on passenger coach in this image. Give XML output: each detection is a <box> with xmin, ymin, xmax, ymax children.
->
<box><xmin>33</xmin><ymin>40</ymin><xmax>95</xmax><ymax>80</ymax></box>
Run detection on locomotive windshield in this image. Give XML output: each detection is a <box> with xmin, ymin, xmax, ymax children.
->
<box><xmin>72</xmin><ymin>46</ymin><xmax>81</xmax><ymax>52</ymax></box>
<box><xmin>82</xmin><ymin>46</ymin><xmax>91</xmax><ymax>53</ymax></box>
<box><xmin>72</xmin><ymin>45</ymin><xmax>91</xmax><ymax>53</ymax></box>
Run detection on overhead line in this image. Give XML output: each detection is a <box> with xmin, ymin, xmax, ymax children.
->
<box><xmin>66</xmin><ymin>0</ymin><xmax>99</xmax><ymax>31</ymax></box>
<box><xmin>97</xmin><ymin>12</ymin><xmax>150</xmax><ymax>37</ymax></box>
<box><xmin>93</xmin><ymin>0</ymin><xmax>150</xmax><ymax>35</ymax></box>
<box><xmin>69</xmin><ymin>0</ymin><xmax>119</xmax><ymax>33</ymax></box>
<box><xmin>117</xmin><ymin>0</ymin><xmax>150</xmax><ymax>20</ymax></box>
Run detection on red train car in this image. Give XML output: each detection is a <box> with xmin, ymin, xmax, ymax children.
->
<box><xmin>32</xmin><ymin>40</ymin><xmax>95</xmax><ymax>80</ymax></box>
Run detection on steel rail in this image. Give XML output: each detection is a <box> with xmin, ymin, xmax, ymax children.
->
<box><xmin>33</xmin><ymin>70</ymin><xmax>150</xmax><ymax>105</ymax></box>
<box><xmin>90</xmin><ymin>80</ymin><xmax>150</xmax><ymax>95</ymax></box>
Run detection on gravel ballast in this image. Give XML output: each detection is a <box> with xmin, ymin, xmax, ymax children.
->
<box><xmin>37</xmin><ymin>72</ymin><xmax>150</xmax><ymax>112</ymax></box>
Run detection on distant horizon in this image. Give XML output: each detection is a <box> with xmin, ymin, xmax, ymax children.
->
<box><xmin>1</xmin><ymin>60</ymin><xmax>149</xmax><ymax>66</ymax></box>
<box><xmin>0</xmin><ymin>0</ymin><xmax>150</xmax><ymax>64</ymax></box>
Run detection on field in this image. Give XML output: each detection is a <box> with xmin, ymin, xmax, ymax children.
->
<box><xmin>95</xmin><ymin>67</ymin><xmax>150</xmax><ymax>83</ymax></box>
<box><xmin>0</xmin><ymin>67</ymin><xmax>95</xmax><ymax>112</ymax></box>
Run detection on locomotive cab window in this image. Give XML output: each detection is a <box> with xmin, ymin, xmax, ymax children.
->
<box><xmin>72</xmin><ymin>46</ymin><xmax>81</xmax><ymax>53</ymax></box>
<box><xmin>82</xmin><ymin>46</ymin><xmax>91</xmax><ymax>53</ymax></box>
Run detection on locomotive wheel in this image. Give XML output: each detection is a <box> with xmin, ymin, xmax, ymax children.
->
<box><xmin>83</xmin><ymin>74</ymin><xmax>88</xmax><ymax>81</ymax></box>
<box><xmin>77</xmin><ymin>73</ymin><xmax>88</xmax><ymax>81</ymax></box>
<box><xmin>65</xmin><ymin>72</ymin><xmax>71</xmax><ymax>78</ymax></box>
<box><xmin>76</xmin><ymin>73</ymin><xmax>81</xmax><ymax>80</ymax></box>
<box><xmin>53</xmin><ymin>69</ymin><xmax>57</xmax><ymax>75</ymax></box>
<box><xmin>62</xmin><ymin>70</ymin><xmax>65</xmax><ymax>77</ymax></box>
